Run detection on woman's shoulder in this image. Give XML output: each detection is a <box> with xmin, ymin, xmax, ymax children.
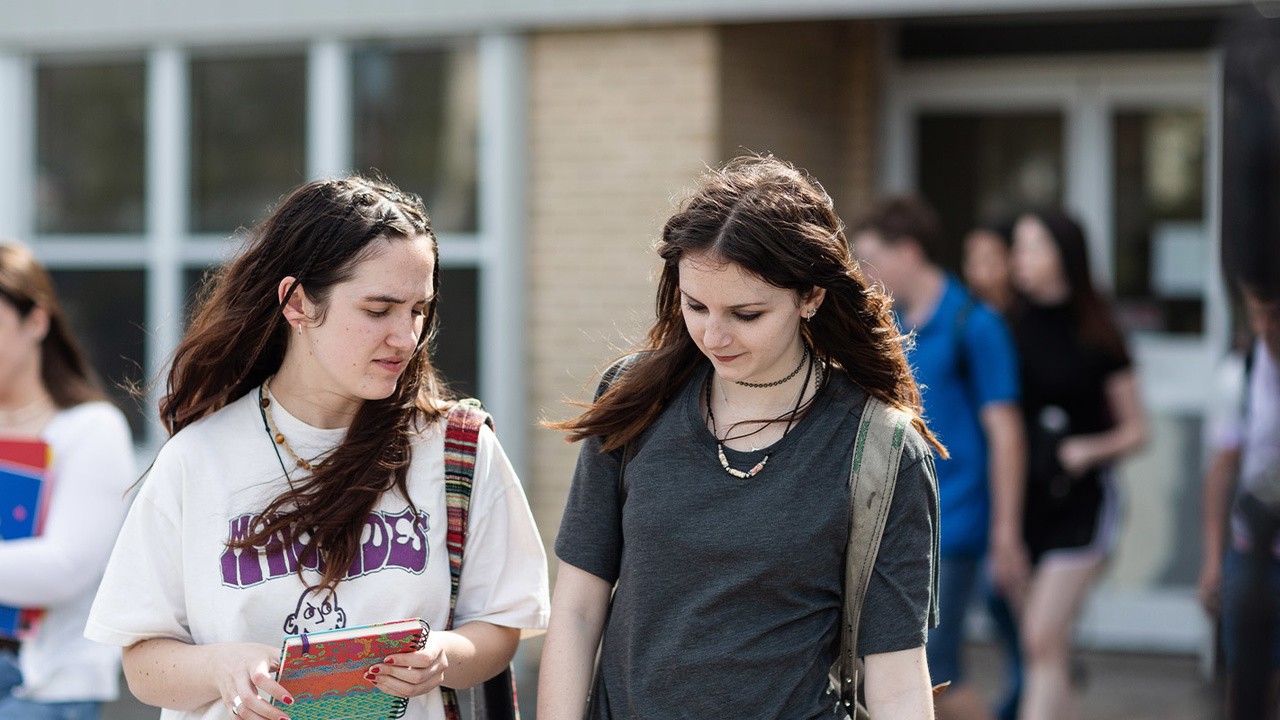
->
<box><xmin>163</xmin><ymin>390</ymin><xmax>259</xmax><ymax>454</ymax></box>
<box><xmin>46</xmin><ymin>400</ymin><xmax>133</xmax><ymax>447</ymax></box>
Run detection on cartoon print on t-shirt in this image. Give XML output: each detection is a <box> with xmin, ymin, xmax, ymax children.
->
<box><xmin>220</xmin><ymin>508</ymin><xmax>430</xmax><ymax>588</ymax></box>
<box><xmin>283</xmin><ymin>587</ymin><xmax>347</xmax><ymax>635</ymax></box>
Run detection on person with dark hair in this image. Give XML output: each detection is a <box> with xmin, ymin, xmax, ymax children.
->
<box><xmin>1201</xmin><ymin>278</ymin><xmax>1280</xmax><ymax>720</ymax></box>
<box><xmin>961</xmin><ymin>220</ymin><xmax>1024</xmax><ymax>720</ymax></box>
<box><xmin>853</xmin><ymin>196</ymin><xmax>1026</xmax><ymax>720</ymax></box>
<box><xmin>0</xmin><ymin>242</ymin><xmax>135</xmax><ymax>720</ymax></box>
<box><xmin>83</xmin><ymin>176</ymin><xmax>549</xmax><ymax>720</ymax></box>
<box><xmin>1008</xmin><ymin>210</ymin><xmax>1146</xmax><ymax>720</ymax></box>
<box><xmin>539</xmin><ymin>156</ymin><xmax>941</xmax><ymax>719</ymax></box>
<box><xmin>1205</xmin><ymin>13</ymin><xmax>1280</xmax><ymax>718</ymax></box>
<box><xmin>963</xmin><ymin>223</ymin><xmax>1016</xmax><ymax>315</ymax></box>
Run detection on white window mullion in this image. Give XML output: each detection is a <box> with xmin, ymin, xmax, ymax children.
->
<box><xmin>307</xmin><ymin>39</ymin><xmax>351</xmax><ymax>181</ymax></box>
<box><xmin>145</xmin><ymin>45</ymin><xmax>189</xmax><ymax>446</ymax></box>
<box><xmin>1065</xmin><ymin>81</ymin><xmax>1114</xmax><ymax>291</ymax></box>
<box><xmin>0</xmin><ymin>53</ymin><xmax>34</xmax><ymax>243</ymax></box>
<box><xmin>477</xmin><ymin>32</ymin><xmax>528</xmax><ymax>477</ymax></box>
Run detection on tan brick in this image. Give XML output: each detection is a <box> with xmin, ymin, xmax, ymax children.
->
<box><xmin>526</xmin><ymin>25</ymin><xmax>719</xmax><ymax>564</ymax></box>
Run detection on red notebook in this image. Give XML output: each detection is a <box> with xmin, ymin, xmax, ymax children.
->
<box><xmin>273</xmin><ymin>617</ymin><xmax>430</xmax><ymax>719</ymax></box>
<box><xmin>0</xmin><ymin>438</ymin><xmax>52</xmax><ymax>640</ymax></box>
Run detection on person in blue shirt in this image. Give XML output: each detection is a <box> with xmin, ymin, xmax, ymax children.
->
<box><xmin>854</xmin><ymin>196</ymin><xmax>1027</xmax><ymax>720</ymax></box>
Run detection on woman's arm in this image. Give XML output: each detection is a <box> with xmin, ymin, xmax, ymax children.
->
<box><xmin>371</xmin><ymin>621</ymin><xmax>519</xmax><ymax>697</ymax></box>
<box><xmin>1059</xmin><ymin>369</ymin><xmax>1148</xmax><ymax>476</ymax></box>
<box><xmin>122</xmin><ymin>637</ymin><xmax>292</xmax><ymax>718</ymax></box>
<box><xmin>981</xmin><ymin>402</ymin><xmax>1029</xmax><ymax>600</ymax></box>
<box><xmin>863</xmin><ymin>645</ymin><xmax>934</xmax><ymax>719</ymax></box>
<box><xmin>537</xmin><ymin>562</ymin><xmax>613</xmax><ymax>720</ymax></box>
<box><xmin>0</xmin><ymin>406</ymin><xmax>134</xmax><ymax>607</ymax></box>
<box><xmin>1199</xmin><ymin>448</ymin><xmax>1241</xmax><ymax>615</ymax></box>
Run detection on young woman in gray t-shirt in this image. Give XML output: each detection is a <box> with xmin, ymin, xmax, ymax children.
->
<box><xmin>540</xmin><ymin>155</ymin><xmax>943</xmax><ymax>720</ymax></box>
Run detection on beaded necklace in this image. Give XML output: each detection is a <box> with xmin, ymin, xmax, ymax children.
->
<box><xmin>706</xmin><ymin>349</ymin><xmax>815</xmax><ymax>479</ymax></box>
<box><xmin>258</xmin><ymin>381</ymin><xmax>322</xmax><ymax>476</ymax></box>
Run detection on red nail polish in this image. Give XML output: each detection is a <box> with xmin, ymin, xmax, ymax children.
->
<box><xmin>385</xmin><ymin>657</ymin><xmax>395</xmax><ymax>665</ymax></box>
<box><xmin>370</xmin><ymin>666</ymin><xmax>381</xmax><ymax>674</ymax></box>
<box><xmin>283</xmin><ymin>696</ymin><xmax>294</xmax><ymax>705</ymax></box>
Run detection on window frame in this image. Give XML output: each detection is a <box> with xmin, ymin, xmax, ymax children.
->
<box><xmin>0</xmin><ymin>35</ymin><xmax>529</xmax><ymax>477</ymax></box>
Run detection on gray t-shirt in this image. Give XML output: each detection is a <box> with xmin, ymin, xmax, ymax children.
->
<box><xmin>555</xmin><ymin>362</ymin><xmax>940</xmax><ymax>720</ymax></box>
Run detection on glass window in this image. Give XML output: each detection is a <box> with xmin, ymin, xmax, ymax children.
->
<box><xmin>1112</xmin><ymin>110</ymin><xmax>1206</xmax><ymax>335</ymax></box>
<box><xmin>917</xmin><ymin>112</ymin><xmax>1064</xmax><ymax>270</ymax></box>
<box><xmin>36</xmin><ymin>61</ymin><xmax>146</xmax><ymax>234</ymax></box>
<box><xmin>49</xmin><ymin>270</ymin><xmax>147</xmax><ymax>436</ymax></box>
<box><xmin>433</xmin><ymin>267</ymin><xmax>479</xmax><ymax>398</ymax></box>
<box><xmin>190</xmin><ymin>54</ymin><xmax>306</xmax><ymax>234</ymax></box>
<box><xmin>353</xmin><ymin>45</ymin><xmax>479</xmax><ymax>234</ymax></box>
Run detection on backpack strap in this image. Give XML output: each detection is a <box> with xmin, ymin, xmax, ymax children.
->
<box><xmin>444</xmin><ymin>398</ymin><xmax>492</xmax><ymax>628</ymax></box>
<box><xmin>442</xmin><ymin>398</ymin><xmax>518</xmax><ymax>720</ymax></box>
<box><xmin>836</xmin><ymin>395</ymin><xmax>911</xmax><ymax>717</ymax></box>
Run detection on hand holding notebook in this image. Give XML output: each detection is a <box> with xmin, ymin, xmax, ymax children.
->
<box><xmin>273</xmin><ymin>617</ymin><xmax>431</xmax><ymax>720</ymax></box>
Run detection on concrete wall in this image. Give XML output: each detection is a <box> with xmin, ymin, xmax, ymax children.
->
<box><xmin>525</xmin><ymin>25</ymin><xmax>719</xmax><ymax>558</ymax></box>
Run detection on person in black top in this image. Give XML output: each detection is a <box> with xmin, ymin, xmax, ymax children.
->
<box><xmin>1008</xmin><ymin>209</ymin><xmax>1147</xmax><ymax>720</ymax></box>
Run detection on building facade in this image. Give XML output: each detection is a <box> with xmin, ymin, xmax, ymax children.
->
<box><xmin>0</xmin><ymin>0</ymin><xmax>1246</xmax><ymax>656</ymax></box>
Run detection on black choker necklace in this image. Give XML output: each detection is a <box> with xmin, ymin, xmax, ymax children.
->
<box><xmin>733</xmin><ymin>345</ymin><xmax>808</xmax><ymax>388</ymax></box>
<box><xmin>707</xmin><ymin>349</ymin><xmax>815</xmax><ymax>479</ymax></box>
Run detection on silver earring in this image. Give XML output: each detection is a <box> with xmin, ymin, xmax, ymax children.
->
<box><xmin>804</xmin><ymin>309</ymin><xmax>816</xmax><ymax>321</ymax></box>
<box><xmin>296</xmin><ymin>323</ymin><xmax>303</xmax><ymax>335</ymax></box>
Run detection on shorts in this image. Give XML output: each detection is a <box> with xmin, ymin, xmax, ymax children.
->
<box><xmin>1024</xmin><ymin>469</ymin><xmax>1120</xmax><ymax>566</ymax></box>
<box><xmin>1221</xmin><ymin>546</ymin><xmax>1280</xmax><ymax>671</ymax></box>
<box><xmin>925</xmin><ymin>554</ymin><xmax>982</xmax><ymax>686</ymax></box>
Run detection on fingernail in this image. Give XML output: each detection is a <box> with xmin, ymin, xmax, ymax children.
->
<box><xmin>364</xmin><ymin>673</ymin><xmax>375</xmax><ymax>681</ymax></box>
<box><xmin>385</xmin><ymin>657</ymin><xmax>395</xmax><ymax>664</ymax></box>
<box><xmin>370</xmin><ymin>666</ymin><xmax>381</xmax><ymax>674</ymax></box>
<box><xmin>283</xmin><ymin>696</ymin><xmax>294</xmax><ymax>705</ymax></box>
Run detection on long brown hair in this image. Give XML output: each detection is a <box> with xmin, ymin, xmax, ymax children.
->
<box><xmin>553</xmin><ymin>155</ymin><xmax>944</xmax><ymax>457</ymax></box>
<box><xmin>163</xmin><ymin>176</ymin><xmax>452</xmax><ymax>591</ymax></box>
<box><xmin>0</xmin><ymin>242</ymin><xmax>106</xmax><ymax>407</ymax></box>
<box><xmin>1018</xmin><ymin>210</ymin><xmax>1130</xmax><ymax>364</ymax></box>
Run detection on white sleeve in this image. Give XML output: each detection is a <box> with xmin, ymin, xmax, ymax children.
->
<box><xmin>0</xmin><ymin>404</ymin><xmax>135</xmax><ymax>607</ymax></box>
<box><xmin>1208</xmin><ymin>353</ymin><xmax>1247</xmax><ymax>452</ymax></box>
<box><xmin>84</xmin><ymin>440</ymin><xmax>192</xmax><ymax>647</ymax></box>
<box><xmin>452</xmin><ymin>425</ymin><xmax>550</xmax><ymax>633</ymax></box>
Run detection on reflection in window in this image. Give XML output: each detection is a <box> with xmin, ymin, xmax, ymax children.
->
<box><xmin>1112</xmin><ymin>110</ymin><xmax>1206</xmax><ymax>335</ymax></box>
<box><xmin>433</xmin><ymin>268</ymin><xmax>479</xmax><ymax>398</ymax></box>
<box><xmin>353</xmin><ymin>45</ymin><xmax>479</xmax><ymax>234</ymax></box>
<box><xmin>49</xmin><ymin>270</ymin><xmax>147</xmax><ymax>436</ymax></box>
<box><xmin>36</xmin><ymin>61</ymin><xmax>146</xmax><ymax>234</ymax></box>
<box><xmin>191</xmin><ymin>54</ymin><xmax>306</xmax><ymax>234</ymax></box>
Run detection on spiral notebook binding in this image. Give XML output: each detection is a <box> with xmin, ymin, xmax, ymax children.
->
<box><xmin>384</xmin><ymin>617</ymin><xmax>430</xmax><ymax>717</ymax></box>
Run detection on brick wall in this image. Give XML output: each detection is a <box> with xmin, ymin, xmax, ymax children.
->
<box><xmin>526</xmin><ymin>25</ymin><xmax>719</xmax><ymax>556</ymax></box>
<box><xmin>718</xmin><ymin>20</ymin><xmax>882</xmax><ymax>221</ymax></box>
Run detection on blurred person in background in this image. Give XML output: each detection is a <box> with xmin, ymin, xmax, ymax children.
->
<box><xmin>1200</xmin><ymin>275</ymin><xmax>1280</xmax><ymax>720</ymax></box>
<box><xmin>854</xmin><ymin>196</ymin><xmax>1027</xmax><ymax>720</ymax></box>
<box><xmin>1204</xmin><ymin>11</ymin><xmax>1280</xmax><ymax>719</ymax></box>
<box><xmin>1008</xmin><ymin>210</ymin><xmax>1146</xmax><ymax>720</ymax></box>
<box><xmin>962</xmin><ymin>223</ymin><xmax>1016</xmax><ymax>316</ymax></box>
<box><xmin>961</xmin><ymin>221</ymin><xmax>1024</xmax><ymax>720</ymax></box>
<box><xmin>0</xmin><ymin>242</ymin><xmax>135</xmax><ymax>720</ymax></box>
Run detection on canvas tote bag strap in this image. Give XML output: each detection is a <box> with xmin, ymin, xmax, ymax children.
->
<box><xmin>836</xmin><ymin>395</ymin><xmax>910</xmax><ymax>718</ymax></box>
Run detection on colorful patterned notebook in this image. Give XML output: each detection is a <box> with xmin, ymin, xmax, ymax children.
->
<box><xmin>273</xmin><ymin>617</ymin><xmax>430</xmax><ymax>719</ymax></box>
<box><xmin>0</xmin><ymin>438</ymin><xmax>52</xmax><ymax>640</ymax></box>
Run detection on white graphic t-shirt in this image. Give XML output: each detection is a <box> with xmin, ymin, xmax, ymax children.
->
<box><xmin>85</xmin><ymin>390</ymin><xmax>549</xmax><ymax>720</ymax></box>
